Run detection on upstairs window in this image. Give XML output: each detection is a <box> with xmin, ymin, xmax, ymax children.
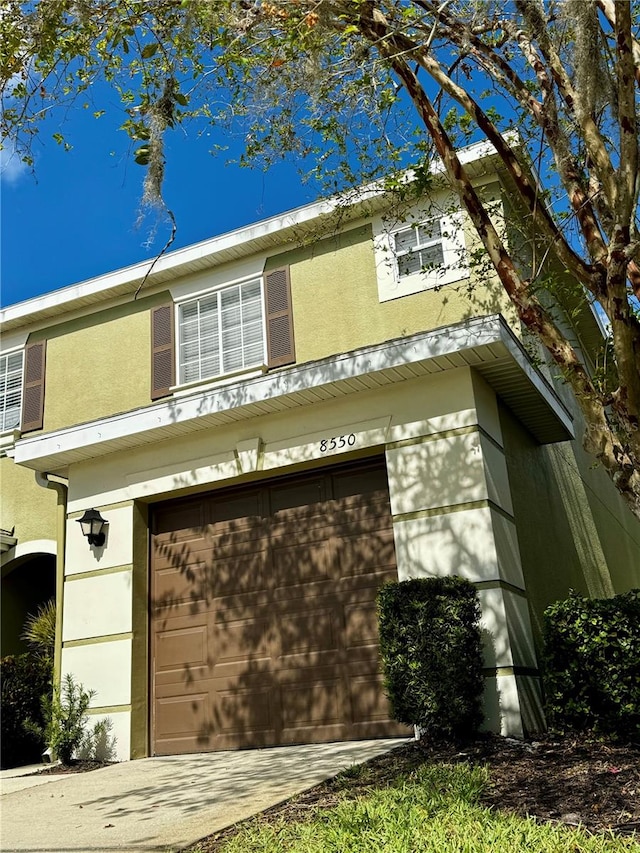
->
<box><xmin>0</xmin><ymin>351</ymin><xmax>24</xmax><ymax>432</ymax></box>
<box><xmin>393</xmin><ymin>220</ymin><xmax>445</xmax><ymax>279</ymax></box>
<box><xmin>178</xmin><ymin>279</ymin><xmax>265</xmax><ymax>384</ymax></box>
<box><xmin>374</xmin><ymin>205</ymin><xmax>468</xmax><ymax>303</ymax></box>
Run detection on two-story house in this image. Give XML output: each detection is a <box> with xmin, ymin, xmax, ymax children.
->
<box><xmin>2</xmin><ymin>141</ymin><xmax>639</xmax><ymax>761</ymax></box>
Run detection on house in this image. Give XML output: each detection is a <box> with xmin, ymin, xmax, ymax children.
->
<box><xmin>2</xmin><ymin>141</ymin><xmax>639</xmax><ymax>761</ymax></box>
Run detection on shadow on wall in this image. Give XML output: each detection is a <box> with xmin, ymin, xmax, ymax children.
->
<box><xmin>1</xmin><ymin>553</ymin><xmax>56</xmax><ymax>657</ymax></box>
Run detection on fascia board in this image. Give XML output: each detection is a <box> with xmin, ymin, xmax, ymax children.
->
<box><xmin>1</xmin><ymin>138</ymin><xmax>517</xmax><ymax>329</ymax></box>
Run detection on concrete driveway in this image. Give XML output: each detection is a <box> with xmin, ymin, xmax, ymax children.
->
<box><xmin>0</xmin><ymin>739</ymin><xmax>408</xmax><ymax>852</ymax></box>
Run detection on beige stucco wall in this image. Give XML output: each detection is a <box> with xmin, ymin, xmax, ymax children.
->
<box><xmin>0</xmin><ymin>455</ymin><xmax>57</xmax><ymax>544</ymax></box>
<box><xmin>279</xmin><ymin>224</ymin><xmax>517</xmax><ymax>365</ymax></box>
<box><xmin>499</xmin><ymin>404</ymin><xmax>640</xmax><ymax>644</ymax></box>
<box><xmin>42</xmin><ymin>303</ymin><xmax>154</xmax><ymax>433</ymax></box>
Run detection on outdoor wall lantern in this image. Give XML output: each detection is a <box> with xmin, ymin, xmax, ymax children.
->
<box><xmin>77</xmin><ymin>508</ymin><xmax>108</xmax><ymax>547</ymax></box>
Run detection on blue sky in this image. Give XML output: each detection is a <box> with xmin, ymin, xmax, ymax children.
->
<box><xmin>0</xmin><ymin>91</ymin><xmax>318</xmax><ymax>309</ymax></box>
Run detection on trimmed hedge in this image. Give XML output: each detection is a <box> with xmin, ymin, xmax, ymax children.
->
<box><xmin>543</xmin><ymin>589</ymin><xmax>640</xmax><ymax>741</ymax></box>
<box><xmin>377</xmin><ymin>576</ymin><xmax>484</xmax><ymax>741</ymax></box>
<box><xmin>0</xmin><ymin>654</ymin><xmax>52</xmax><ymax>768</ymax></box>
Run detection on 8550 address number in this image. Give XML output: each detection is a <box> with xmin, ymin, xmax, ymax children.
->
<box><xmin>320</xmin><ymin>433</ymin><xmax>356</xmax><ymax>453</ymax></box>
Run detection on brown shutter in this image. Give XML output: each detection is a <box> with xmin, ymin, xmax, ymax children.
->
<box><xmin>151</xmin><ymin>304</ymin><xmax>175</xmax><ymax>400</ymax></box>
<box><xmin>21</xmin><ymin>340</ymin><xmax>46</xmax><ymax>433</ymax></box>
<box><xmin>264</xmin><ymin>266</ymin><xmax>295</xmax><ymax>368</ymax></box>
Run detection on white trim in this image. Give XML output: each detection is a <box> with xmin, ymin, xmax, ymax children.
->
<box><xmin>1</xmin><ymin>137</ymin><xmax>515</xmax><ymax>325</ymax></box>
<box><xmin>0</xmin><ymin>532</ymin><xmax>17</xmax><ymax>553</ymax></box>
<box><xmin>175</xmin><ymin>276</ymin><xmax>266</xmax><ymax>386</ymax></box>
<box><xmin>170</xmin><ymin>366</ymin><xmax>267</xmax><ymax>397</ymax></box>
<box><xmin>1</xmin><ymin>538</ymin><xmax>57</xmax><ymax>567</ymax></box>
<box><xmin>0</xmin><ymin>331</ymin><xmax>29</xmax><ymax>352</ymax></box>
<box><xmin>0</xmin><ymin>349</ymin><xmax>24</xmax><ymax>434</ymax></box>
<box><xmin>12</xmin><ymin>315</ymin><xmax>573</xmax><ymax>471</ymax></box>
<box><xmin>374</xmin><ymin>200</ymin><xmax>469</xmax><ymax>302</ymax></box>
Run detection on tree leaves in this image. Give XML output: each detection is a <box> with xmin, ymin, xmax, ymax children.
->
<box><xmin>141</xmin><ymin>42</ymin><xmax>159</xmax><ymax>59</ymax></box>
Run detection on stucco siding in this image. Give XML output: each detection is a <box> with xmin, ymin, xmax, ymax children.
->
<box><xmin>0</xmin><ymin>455</ymin><xmax>57</xmax><ymax>544</ymax></box>
<box><xmin>273</xmin><ymin>224</ymin><xmax>516</xmax><ymax>366</ymax></box>
<box><xmin>43</xmin><ymin>308</ymin><xmax>151</xmax><ymax>432</ymax></box>
<box><xmin>499</xmin><ymin>404</ymin><xmax>640</xmax><ymax>644</ymax></box>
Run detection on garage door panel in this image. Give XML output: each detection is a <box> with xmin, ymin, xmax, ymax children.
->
<box><xmin>335</xmin><ymin>533</ymin><xmax>396</xmax><ymax>576</ymax></box>
<box><xmin>154</xmin><ymin>693</ymin><xmax>209</xmax><ymax>750</ymax></box>
<box><xmin>269</xmin><ymin>478</ymin><xmax>326</xmax><ymax>513</ymax></box>
<box><xmin>349</xmin><ymin>674</ymin><xmax>394</xmax><ymax>722</ymax></box>
<box><xmin>270</xmin><ymin>543</ymin><xmax>333</xmax><ymax>588</ymax></box>
<box><xmin>152</xmin><ymin>561</ymin><xmax>212</xmax><ymax>607</ymax></box>
<box><xmin>211</xmin><ymin>613</ymin><xmax>272</xmax><ymax>664</ymax></box>
<box><xmin>214</xmin><ymin>685</ymin><xmax>274</xmax><ymax>735</ymax></box>
<box><xmin>209</xmin><ymin>553</ymin><xmax>270</xmax><ymax>597</ymax></box>
<box><xmin>156</xmin><ymin>624</ymin><xmax>207</xmax><ymax>670</ymax></box>
<box><xmin>277</xmin><ymin>606</ymin><xmax>341</xmax><ymax>657</ymax></box>
<box><xmin>153</xmin><ymin>501</ymin><xmax>206</xmax><ymax>540</ymax></box>
<box><xmin>208</xmin><ymin>490</ymin><xmax>263</xmax><ymax>525</ymax></box>
<box><xmin>280</xmin><ymin>679</ymin><xmax>343</xmax><ymax>727</ymax></box>
<box><xmin>331</xmin><ymin>465</ymin><xmax>389</xmax><ymax>499</ymax></box>
<box><xmin>344</xmin><ymin>600</ymin><xmax>382</xmax><ymax>648</ymax></box>
<box><xmin>151</xmin><ymin>457</ymin><xmax>409</xmax><ymax>754</ymax></box>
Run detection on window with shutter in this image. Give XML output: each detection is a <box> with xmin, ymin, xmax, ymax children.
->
<box><xmin>177</xmin><ymin>279</ymin><xmax>266</xmax><ymax>385</ymax></box>
<box><xmin>0</xmin><ymin>350</ymin><xmax>24</xmax><ymax>432</ymax></box>
<box><xmin>21</xmin><ymin>340</ymin><xmax>46</xmax><ymax>433</ymax></box>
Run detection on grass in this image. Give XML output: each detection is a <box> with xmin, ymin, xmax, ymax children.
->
<box><xmin>191</xmin><ymin>762</ymin><xmax>639</xmax><ymax>853</ymax></box>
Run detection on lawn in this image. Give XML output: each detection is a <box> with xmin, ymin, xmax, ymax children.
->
<box><xmin>186</xmin><ymin>736</ymin><xmax>639</xmax><ymax>853</ymax></box>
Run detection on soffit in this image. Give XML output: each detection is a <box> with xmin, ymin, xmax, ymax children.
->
<box><xmin>12</xmin><ymin>315</ymin><xmax>573</xmax><ymax>473</ymax></box>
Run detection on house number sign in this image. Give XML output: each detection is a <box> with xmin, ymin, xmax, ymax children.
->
<box><xmin>319</xmin><ymin>433</ymin><xmax>357</xmax><ymax>452</ymax></box>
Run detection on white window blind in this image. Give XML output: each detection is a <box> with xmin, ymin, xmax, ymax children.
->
<box><xmin>0</xmin><ymin>351</ymin><xmax>24</xmax><ymax>432</ymax></box>
<box><xmin>394</xmin><ymin>219</ymin><xmax>445</xmax><ymax>278</ymax></box>
<box><xmin>178</xmin><ymin>280</ymin><xmax>265</xmax><ymax>384</ymax></box>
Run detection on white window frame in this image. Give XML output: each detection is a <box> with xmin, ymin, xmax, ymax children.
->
<box><xmin>175</xmin><ymin>277</ymin><xmax>268</xmax><ymax>388</ymax></box>
<box><xmin>373</xmin><ymin>205</ymin><xmax>469</xmax><ymax>303</ymax></box>
<box><xmin>0</xmin><ymin>348</ymin><xmax>24</xmax><ymax>434</ymax></box>
<box><xmin>392</xmin><ymin>219</ymin><xmax>446</xmax><ymax>280</ymax></box>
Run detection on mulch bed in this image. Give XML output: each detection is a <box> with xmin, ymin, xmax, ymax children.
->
<box><xmin>185</xmin><ymin>734</ymin><xmax>640</xmax><ymax>851</ymax></box>
<box><xmin>28</xmin><ymin>759</ymin><xmax>115</xmax><ymax>775</ymax></box>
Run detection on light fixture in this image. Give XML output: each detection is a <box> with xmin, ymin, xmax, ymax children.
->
<box><xmin>77</xmin><ymin>508</ymin><xmax>108</xmax><ymax>547</ymax></box>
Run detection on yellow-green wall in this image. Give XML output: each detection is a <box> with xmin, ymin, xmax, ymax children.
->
<box><xmin>43</xmin><ymin>306</ymin><xmax>152</xmax><ymax>432</ymax></box>
<box><xmin>499</xmin><ymin>404</ymin><xmax>640</xmax><ymax>645</ymax></box>
<box><xmin>271</xmin><ymin>224</ymin><xmax>516</xmax><ymax>365</ymax></box>
<box><xmin>26</xmin><ymin>223</ymin><xmax>517</xmax><ymax>435</ymax></box>
<box><xmin>0</xmin><ymin>455</ymin><xmax>57</xmax><ymax>544</ymax></box>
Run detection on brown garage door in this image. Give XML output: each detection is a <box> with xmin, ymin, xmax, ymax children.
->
<box><xmin>150</xmin><ymin>457</ymin><xmax>408</xmax><ymax>755</ymax></box>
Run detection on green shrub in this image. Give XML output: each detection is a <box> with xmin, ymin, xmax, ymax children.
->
<box><xmin>543</xmin><ymin>589</ymin><xmax>640</xmax><ymax>741</ymax></box>
<box><xmin>0</xmin><ymin>654</ymin><xmax>52</xmax><ymax>768</ymax></box>
<box><xmin>377</xmin><ymin>577</ymin><xmax>484</xmax><ymax>741</ymax></box>
<box><xmin>21</xmin><ymin>598</ymin><xmax>56</xmax><ymax>665</ymax></box>
<box><xmin>26</xmin><ymin>673</ymin><xmax>96</xmax><ymax>765</ymax></box>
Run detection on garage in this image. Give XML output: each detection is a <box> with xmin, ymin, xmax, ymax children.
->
<box><xmin>150</xmin><ymin>457</ymin><xmax>408</xmax><ymax>755</ymax></box>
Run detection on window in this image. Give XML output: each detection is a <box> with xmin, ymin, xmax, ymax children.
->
<box><xmin>393</xmin><ymin>220</ymin><xmax>445</xmax><ymax>279</ymax></box>
<box><xmin>178</xmin><ymin>279</ymin><xmax>265</xmax><ymax>384</ymax></box>
<box><xmin>373</xmin><ymin>205</ymin><xmax>468</xmax><ymax>303</ymax></box>
<box><xmin>0</xmin><ymin>351</ymin><xmax>23</xmax><ymax>432</ymax></box>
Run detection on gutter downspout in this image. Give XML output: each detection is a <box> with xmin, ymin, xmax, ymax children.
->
<box><xmin>35</xmin><ymin>472</ymin><xmax>68</xmax><ymax>688</ymax></box>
